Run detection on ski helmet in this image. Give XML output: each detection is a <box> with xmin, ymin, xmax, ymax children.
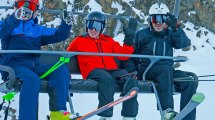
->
<box><xmin>15</xmin><ymin>0</ymin><xmax>39</xmax><ymax>11</ymax></box>
<box><xmin>85</xmin><ymin>11</ymin><xmax>106</xmax><ymax>33</ymax></box>
<box><xmin>15</xmin><ymin>0</ymin><xmax>39</xmax><ymax>5</ymax></box>
<box><xmin>148</xmin><ymin>3</ymin><xmax>169</xmax><ymax>25</ymax></box>
<box><xmin>149</xmin><ymin>3</ymin><xmax>169</xmax><ymax>15</ymax></box>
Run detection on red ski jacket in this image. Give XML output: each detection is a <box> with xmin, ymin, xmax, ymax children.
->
<box><xmin>67</xmin><ymin>34</ymin><xmax>134</xmax><ymax>79</ymax></box>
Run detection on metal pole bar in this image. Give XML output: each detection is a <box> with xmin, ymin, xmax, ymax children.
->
<box><xmin>0</xmin><ymin>50</ymin><xmax>188</xmax><ymax>62</ymax></box>
<box><xmin>173</xmin><ymin>0</ymin><xmax>181</xmax><ymax>18</ymax></box>
<box><xmin>67</xmin><ymin>91</ymin><xmax>75</xmax><ymax>113</ymax></box>
<box><xmin>0</xmin><ymin>6</ymin><xmax>131</xmax><ymax>20</ymax></box>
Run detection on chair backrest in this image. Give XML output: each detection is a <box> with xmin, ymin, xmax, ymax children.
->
<box><xmin>39</xmin><ymin>54</ymin><xmax>81</xmax><ymax>74</ymax></box>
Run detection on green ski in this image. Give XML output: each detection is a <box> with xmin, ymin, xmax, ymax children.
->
<box><xmin>173</xmin><ymin>93</ymin><xmax>205</xmax><ymax>120</ymax></box>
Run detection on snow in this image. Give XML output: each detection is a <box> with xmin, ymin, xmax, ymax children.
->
<box><xmin>188</xmin><ymin>11</ymin><xmax>196</xmax><ymax>16</ymax></box>
<box><xmin>111</xmin><ymin>1</ymin><xmax>124</xmax><ymax>15</ymax></box>
<box><xmin>0</xmin><ymin>0</ymin><xmax>215</xmax><ymax>120</ymax></box>
<box><xmin>45</xmin><ymin>18</ymin><xmax>61</xmax><ymax>28</ymax></box>
<box><xmin>122</xmin><ymin>0</ymin><xmax>145</xmax><ymax>19</ymax></box>
<box><xmin>85</xmin><ymin>0</ymin><xmax>102</xmax><ymax>12</ymax></box>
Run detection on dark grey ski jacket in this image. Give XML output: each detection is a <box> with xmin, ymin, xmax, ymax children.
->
<box><xmin>124</xmin><ymin>27</ymin><xmax>191</xmax><ymax>72</ymax></box>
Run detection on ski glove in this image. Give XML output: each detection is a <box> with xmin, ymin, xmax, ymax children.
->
<box><xmin>123</xmin><ymin>18</ymin><xmax>138</xmax><ymax>46</ymax></box>
<box><xmin>62</xmin><ymin>9</ymin><xmax>74</xmax><ymax>25</ymax></box>
<box><xmin>14</xmin><ymin>6</ymin><xmax>33</xmax><ymax>21</ymax></box>
<box><xmin>167</xmin><ymin>13</ymin><xmax>178</xmax><ymax>31</ymax></box>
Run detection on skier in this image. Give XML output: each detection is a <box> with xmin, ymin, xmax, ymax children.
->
<box><xmin>67</xmin><ymin>11</ymin><xmax>138</xmax><ymax>120</ymax></box>
<box><xmin>124</xmin><ymin>2</ymin><xmax>198</xmax><ymax>120</ymax></box>
<box><xmin>0</xmin><ymin>0</ymin><xmax>74</xmax><ymax>120</ymax></box>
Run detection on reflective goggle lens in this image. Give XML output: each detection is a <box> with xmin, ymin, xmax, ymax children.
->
<box><xmin>87</xmin><ymin>20</ymin><xmax>104</xmax><ymax>32</ymax></box>
<box><xmin>151</xmin><ymin>15</ymin><xmax>167</xmax><ymax>24</ymax></box>
<box><xmin>17</xmin><ymin>1</ymin><xmax>37</xmax><ymax>11</ymax></box>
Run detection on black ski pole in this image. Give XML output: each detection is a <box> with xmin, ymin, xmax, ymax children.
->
<box><xmin>198</xmin><ymin>74</ymin><xmax>215</xmax><ymax>78</ymax></box>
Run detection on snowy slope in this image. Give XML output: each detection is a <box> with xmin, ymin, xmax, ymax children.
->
<box><xmin>0</xmin><ymin>0</ymin><xmax>215</xmax><ymax>120</ymax></box>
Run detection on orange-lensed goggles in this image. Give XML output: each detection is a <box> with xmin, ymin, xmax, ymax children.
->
<box><xmin>17</xmin><ymin>1</ymin><xmax>38</xmax><ymax>12</ymax></box>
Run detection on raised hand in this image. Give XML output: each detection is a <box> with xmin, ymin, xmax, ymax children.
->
<box><xmin>123</xmin><ymin>18</ymin><xmax>138</xmax><ymax>46</ymax></box>
<box><xmin>167</xmin><ymin>13</ymin><xmax>178</xmax><ymax>31</ymax></box>
<box><xmin>62</xmin><ymin>9</ymin><xmax>75</xmax><ymax>25</ymax></box>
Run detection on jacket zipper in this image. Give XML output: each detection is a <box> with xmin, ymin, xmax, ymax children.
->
<box><xmin>153</xmin><ymin>41</ymin><xmax>157</xmax><ymax>55</ymax></box>
<box><xmin>163</xmin><ymin>41</ymin><xmax>166</xmax><ymax>56</ymax></box>
<box><xmin>99</xmin><ymin>42</ymin><xmax>106</xmax><ymax>68</ymax></box>
<box><xmin>95</xmin><ymin>41</ymin><xmax>106</xmax><ymax>68</ymax></box>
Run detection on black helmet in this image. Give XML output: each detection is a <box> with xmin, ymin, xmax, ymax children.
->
<box><xmin>86</xmin><ymin>11</ymin><xmax>106</xmax><ymax>33</ymax></box>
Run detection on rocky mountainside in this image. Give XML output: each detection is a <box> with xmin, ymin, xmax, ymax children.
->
<box><xmin>40</xmin><ymin>0</ymin><xmax>214</xmax><ymax>50</ymax></box>
<box><xmin>2</xmin><ymin>0</ymin><xmax>214</xmax><ymax>50</ymax></box>
<box><xmin>43</xmin><ymin>0</ymin><xmax>215</xmax><ymax>32</ymax></box>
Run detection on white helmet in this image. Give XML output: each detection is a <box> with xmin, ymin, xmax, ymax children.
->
<box><xmin>149</xmin><ymin>3</ymin><xmax>169</xmax><ymax>15</ymax></box>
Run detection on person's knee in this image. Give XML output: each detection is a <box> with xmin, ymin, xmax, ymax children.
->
<box><xmin>122</xmin><ymin>77</ymin><xmax>138</xmax><ymax>91</ymax></box>
<box><xmin>53</xmin><ymin>65</ymin><xmax>70</xmax><ymax>75</ymax></box>
<box><xmin>21</xmin><ymin>77</ymin><xmax>41</xmax><ymax>93</ymax></box>
<box><xmin>158</xmin><ymin>65</ymin><xmax>173</xmax><ymax>72</ymax></box>
<box><xmin>98</xmin><ymin>74</ymin><xmax>115</xmax><ymax>85</ymax></box>
<box><xmin>51</xmin><ymin>65</ymin><xmax>70</xmax><ymax>82</ymax></box>
<box><xmin>187</xmin><ymin>80</ymin><xmax>198</xmax><ymax>90</ymax></box>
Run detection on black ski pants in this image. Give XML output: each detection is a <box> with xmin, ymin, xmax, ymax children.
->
<box><xmin>87</xmin><ymin>68</ymin><xmax>139</xmax><ymax>117</ymax></box>
<box><xmin>173</xmin><ymin>70</ymin><xmax>198</xmax><ymax>120</ymax></box>
<box><xmin>138</xmin><ymin>65</ymin><xmax>198</xmax><ymax>120</ymax></box>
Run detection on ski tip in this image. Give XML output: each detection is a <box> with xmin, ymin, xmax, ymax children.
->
<box><xmin>128</xmin><ymin>87</ymin><xmax>139</xmax><ymax>96</ymax></box>
<box><xmin>191</xmin><ymin>92</ymin><xmax>205</xmax><ymax>103</ymax></box>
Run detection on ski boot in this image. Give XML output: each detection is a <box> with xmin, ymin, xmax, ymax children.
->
<box><xmin>50</xmin><ymin>111</ymin><xmax>71</xmax><ymax>120</ymax></box>
<box><xmin>163</xmin><ymin>108</ymin><xmax>178</xmax><ymax>120</ymax></box>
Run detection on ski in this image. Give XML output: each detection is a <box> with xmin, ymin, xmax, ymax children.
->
<box><xmin>173</xmin><ymin>92</ymin><xmax>205</xmax><ymax>120</ymax></box>
<box><xmin>72</xmin><ymin>87</ymin><xmax>139</xmax><ymax>120</ymax></box>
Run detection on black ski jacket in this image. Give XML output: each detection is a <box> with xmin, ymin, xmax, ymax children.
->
<box><xmin>124</xmin><ymin>27</ymin><xmax>191</xmax><ymax>72</ymax></box>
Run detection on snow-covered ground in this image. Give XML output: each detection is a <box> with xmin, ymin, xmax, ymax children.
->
<box><xmin>1</xmin><ymin>0</ymin><xmax>215</xmax><ymax>120</ymax></box>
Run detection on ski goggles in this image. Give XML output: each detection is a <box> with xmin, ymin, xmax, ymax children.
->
<box><xmin>86</xmin><ymin>20</ymin><xmax>104</xmax><ymax>32</ymax></box>
<box><xmin>16</xmin><ymin>1</ymin><xmax>38</xmax><ymax>12</ymax></box>
<box><xmin>150</xmin><ymin>15</ymin><xmax>168</xmax><ymax>24</ymax></box>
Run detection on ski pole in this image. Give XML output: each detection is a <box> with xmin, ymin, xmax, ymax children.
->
<box><xmin>40</xmin><ymin>57</ymin><xmax>70</xmax><ymax>79</ymax></box>
<box><xmin>0</xmin><ymin>92</ymin><xmax>16</xmax><ymax>120</ymax></box>
<box><xmin>174</xmin><ymin>79</ymin><xmax>215</xmax><ymax>82</ymax></box>
<box><xmin>198</xmin><ymin>74</ymin><xmax>215</xmax><ymax>78</ymax></box>
<box><xmin>2</xmin><ymin>92</ymin><xmax>16</xmax><ymax>102</ymax></box>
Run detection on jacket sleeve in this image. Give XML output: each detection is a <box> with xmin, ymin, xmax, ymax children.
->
<box><xmin>170</xmin><ymin>28</ymin><xmax>191</xmax><ymax>49</ymax></box>
<box><xmin>0</xmin><ymin>14</ymin><xmax>20</xmax><ymax>39</ymax></box>
<box><xmin>40</xmin><ymin>20</ymin><xmax>72</xmax><ymax>45</ymax></box>
<box><xmin>112</xmin><ymin>38</ymin><xmax>134</xmax><ymax>60</ymax></box>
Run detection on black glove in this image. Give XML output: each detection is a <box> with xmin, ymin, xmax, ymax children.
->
<box><xmin>123</xmin><ymin>18</ymin><xmax>138</xmax><ymax>46</ymax></box>
<box><xmin>167</xmin><ymin>13</ymin><xmax>178</xmax><ymax>31</ymax></box>
<box><xmin>62</xmin><ymin>9</ymin><xmax>74</xmax><ymax>25</ymax></box>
